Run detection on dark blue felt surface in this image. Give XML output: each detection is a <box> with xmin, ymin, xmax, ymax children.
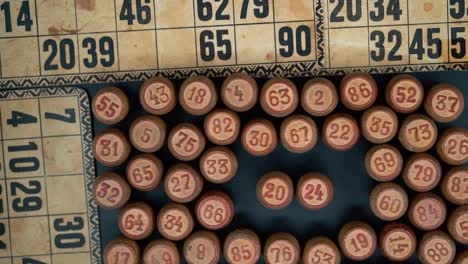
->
<box><xmin>89</xmin><ymin>71</ymin><xmax>468</xmax><ymax>263</ymax></box>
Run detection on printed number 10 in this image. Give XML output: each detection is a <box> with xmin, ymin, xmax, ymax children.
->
<box><xmin>0</xmin><ymin>1</ymin><xmax>33</xmax><ymax>33</ymax></box>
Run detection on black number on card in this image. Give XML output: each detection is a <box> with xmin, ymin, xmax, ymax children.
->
<box><xmin>45</xmin><ymin>108</ymin><xmax>76</xmax><ymax>123</ymax></box>
<box><xmin>197</xmin><ymin>0</ymin><xmax>230</xmax><ymax>21</ymax></box>
<box><xmin>0</xmin><ymin>1</ymin><xmax>33</xmax><ymax>33</ymax></box>
<box><xmin>120</xmin><ymin>0</ymin><xmax>152</xmax><ymax>25</ymax></box>
<box><xmin>369</xmin><ymin>0</ymin><xmax>402</xmax><ymax>22</ymax></box>
<box><xmin>200</xmin><ymin>29</ymin><xmax>232</xmax><ymax>61</ymax></box>
<box><xmin>240</xmin><ymin>0</ymin><xmax>269</xmax><ymax>19</ymax></box>
<box><xmin>0</xmin><ymin>185</ymin><xmax>3</xmax><ymax>214</ymax></box>
<box><xmin>279</xmin><ymin>25</ymin><xmax>312</xmax><ymax>58</ymax></box>
<box><xmin>370</xmin><ymin>30</ymin><xmax>402</xmax><ymax>62</ymax></box>
<box><xmin>22</xmin><ymin>259</ymin><xmax>46</xmax><ymax>264</ymax></box>
<box><xmin>450</xmin><ymin>0</ymin><xmax>467</xmax><ymax>19</ymax></box>
<box><xmin>11</xmin><ymin>180</ymin><xmax>42</xmax><ymax>212</ymax></box>
<box><xmin>330</xmin><ymin>0</ymin><xmax>362</xmax><ymax>22</ymax></box>
<box><xmin>8</xmin><ymin>142</ymin><xmax>40</xmax><ymax>173</ymax></box>
<box><xmin>83</xmin><ymin>37</ymin><xmax>115</xmax><ymax>69</ymax></box>
<box><xmin>54</xmin><ymin>217</ymin><xmax>86</xmax><ymax>249</ymax></box>
<box><xmin>43</xmin><ymin>38</ymin><xmax>76</xmax><ymax>71</ymax></box>
<box><xmin>451</xmin><ymin>27</ymin><xmax>467</xmax><ymax>59</ymax></box>
<box><xmin>409</xmin><ymin>28</ymin><xmax>442</xmax><ymax>60</ymax></box>
<box><xmin>7</xmin><ymin>111</ymin><xmax>37</xmax><ymax>127</ymax></box>
<box><xmin>0</xmin><ymin>223</ymin><xmax>6</xmax><ymax>250</ymax></box>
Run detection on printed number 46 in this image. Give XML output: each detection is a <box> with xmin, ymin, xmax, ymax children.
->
<box><xmin>0</xmin><ymin>1</ymin><xmax>33</xmax><ymax>33</ymax></box>
<box><xmin>120</xmin><ymin>0</ymin><xmax>152</xmax><ymax>25</ymax></box>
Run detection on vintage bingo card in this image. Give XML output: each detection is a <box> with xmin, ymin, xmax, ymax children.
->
<box><xmin>0</xmin><ymin>0</ymin><xmax>467</xmax><ymax>87</ymax></box>
<box><xmin>0</xmin><ymin>87</ymin><xmax>101</xmax><ymax>263</ymax></box>
<box><xmin>323</xmin><ymin>0</ymin><xmax>468</xmax><ymax>71</ymax></box>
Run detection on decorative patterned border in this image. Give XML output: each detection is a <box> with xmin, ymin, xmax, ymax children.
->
<box><xmin>0</xmin><ymin>87</ymin><xmax>101</xmax><ymax>264</ymax></box>
<box><xmin>0</xmin><ymin>1</ymin><xmax>327</xmax><ymax>89</ymax></box>
<box><xmin>0</xmin><ymin>62</ymin><xmax>466</xmax><ymax>89</ymax></box>
<box><xmin>0</xmin><ymin>0</ymin><xmax>465</xmax><ymax>89</ymax></box>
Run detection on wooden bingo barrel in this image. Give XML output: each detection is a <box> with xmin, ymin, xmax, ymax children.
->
<box><xmin>425</xmin><ymin>83</ymin><xmax>464</xmax><ymax>123</ymax></box>
<box><xmin>157</xmin><ymin>203</ymin><xmax>194</xmax><ymax>241</ymax></box>
<box><xmin>183</xmin><ymin>231</ymin><xmax>221</xmax><ymax>264</ymax></box>
<box><xmin>260</xmin><ymin>77</ymin><xmax>299</xmax><ymax>117</ymax></box>
<box><xmin>93</xmin><ymin>172</ymin><xmax>131</xmax><ymax>210</ymax></box>
<box><xmin>126</xmin><ymin>154</ymin><xmax>164</xmax><ymax>191</ymax></box>
<box><xmin>143</xmin><ymin>239</ymin><xmax>180</xmax><ymax>264</ymax></box>
<box><xmin>195</xmin><ymin>191</ymin><xmax>235</xmax><ymax>230</ymax></box>
<box><xmin>221</xmin><ymin>73</ymin><xmax>258</xmax><ymax>112</ymax></box>
<box><xmin>322</xmin><ymin>113</ymin><xmax>360</xmax><ymax>151</ymax></box>
<box><xmin>302</xmin><ymin>237</ymin><xmax>341</xmax><ymax>264</ymax></box>
<box><xmin>256</xmin><ymin>171</ymin><xmax>294</xmax><ymax>209</ymax></box>
<box><xmin>418</xmin><ymin>231</ymin><xmax>456</xmax><ymax>264</ymax></box>
<box><xmin>370</xmin><ymin>183</ymin><xmax>408</xmax><ymax>221</ymax></box>
<box><xmin>104</xmin><ymin>237</ymin><xmax>140</xmax><ymax>264</ymax></box>
<box><xmin>280</xmin><ymin>115</ymin><xmax>318</xmax><ymax>154</ymax></box>
<box><xmin>338</xmin><ymin>222</ymin><xmax>377</xmax><ymax>261</ymax></box>
<box><xmin>402</xmin><ymin>153</ymin><xmax>442</xmax><ymax>192</ymax></box>
<box><xmin>93</xmin><ymin>87</ymin><xmax>129</xmax><ymax>124</ymax></box>
<box><xmin>264</xmin><ymin>233</ymin><xmax>300</xmax><ymax>264</ymax></box>
<box><xmin>340</xmin><ymin>73</ymin><xmax>378</xmax><ymax>111</ymax></box>
<box><xmin>241</xmin><ymin>119</ymin><xmax>278</xmax><ymax>156</ymax></box>
<box><xmin>139</xmin><ymin>77</ymin><xmax>177</xmax><ymax>115</ymax></box>
<box><xmin>364</xmin><ymin>144</ymin><xmax>403</xmax><ymax>182</ymax></box>
<box><xmin>436</xmin><ymin>127</ymin><xmax>468</xmax><ymax>165</ymax></box>
<box><xmin>129</xmin><ymin>115</ymin><xmax>166</xmax><ymax>153</ymax></box>
<box><xmin>441</xmin><ymin>166</ymin><xmax>468</xmax><ymax>205</ymax></box>
<box><xmin>301</xmin><ymin>78</ymin><xmax>338</xmax><ymax>117</ymax></box>
<box><xmin>223</xmin><ymin>229</ymin><xmax>261</xmax><ymax>264</ymax></box>
<box><xmin>164</xmin><ymin>164</ymin><xmax>204</xmax><ymax>203</ymax></box>
<box><xmin>399</xmin><ymin>114</ymin><xmax>438</xmax><ymax>152</ymax></box>
<box><xmin>179</xmin><ymin>76</ymin><xmax>217</xmax><ymax>116</ymax></box>
<box><xmin>200</xmin><ymin>147</ymin><xmax>238</xmax><ymax>184</ymax></box>
<box><xmin>118</xmin><ymin>202</ymin><xmax>155</xmax><ymax>240</ymax></box>
<box><xmin>379</xmin><ymin>223</ymin><xmax>417</xmax><ymax>262</ymax></box>
<box><xmin>204</xmin><ymin>109</ymin><xmax>241</xmax><ymax>145</ymax></box>
<box><xmin>296</xmin><ymin>172</ymin><xmax>334</xmax><ymax>210</ymax></box>
<box><xmin>385</xmin><ymin>75</ymin><xmax>424</xmax><ymax>114</ymax></box>
<box><xmin>447</xmin><ymin>205</ymin><xmax>468</xmax><ymax>244</ymax></box>
<box><xmin>454</xmin><ymin>250</ymin><xmax>468</xmax><ymax>264</ymax></box>
<box><xmin>361</xmin><ymin>106</ymin><xmax>399</xmax><ymax>144</ymax></box>
<box><xmin>168</xmin><ymin>123</ymin><xmax>206</xmax><ymax>161</ymax></box>
<box><xmin>409</xmin><ymin>193</ymin><xmax>447</xmax><ymax>231</ymax></box>
<box><xmin>93</xmin><ymin>128</ymin><xmax>131</xmax><ymax>167</ymax></box>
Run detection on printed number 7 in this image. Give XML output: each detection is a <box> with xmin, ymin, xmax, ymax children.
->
<box><xmin>45</xmin><ymin>108</ymin><xmax>76</xmax><ymax>123</ymax></box>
